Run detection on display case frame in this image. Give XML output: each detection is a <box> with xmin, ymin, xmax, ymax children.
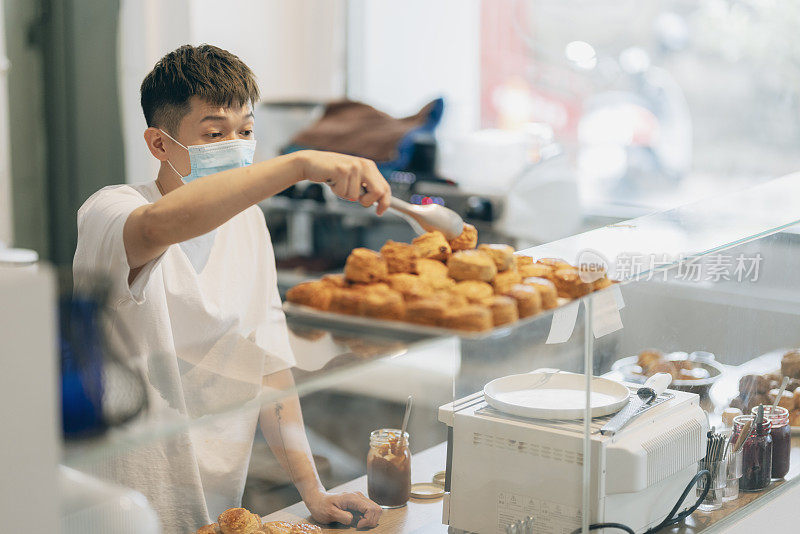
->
<box><xmin>61</xmin><ymin>173</ymin><xmax>800</xmax><ymax>533</ymax></box>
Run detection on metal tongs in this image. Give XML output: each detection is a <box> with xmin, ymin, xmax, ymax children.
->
<box><xmin>387</xmin><ymin>196</ymin><xmax>464</xmax><ymax>240</ymax></box>
<box><xmin>361</xmin><ymin>185</ymin><xmax>463</xmax><ymax>239</ymax></box>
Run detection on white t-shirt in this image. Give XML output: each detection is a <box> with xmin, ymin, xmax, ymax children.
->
<box><xmin>73</xmin><ymin>181</ymin><xmax>295</xmax><ymax>533</ymax></box>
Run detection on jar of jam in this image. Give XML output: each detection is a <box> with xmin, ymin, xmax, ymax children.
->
<box><xmin>367</xmin><ymin>429</ymin><xmax>411</xmax><ymax>508</ymax></box>
<box><xmin>751</xmin><ymin>405</ymin><xmax>791</xmax><ymax>479</ymax></box>
<box><xmin>732</xmin><ymin>415</ymin><xmax>772</xmax><ymax>492</ymax></box>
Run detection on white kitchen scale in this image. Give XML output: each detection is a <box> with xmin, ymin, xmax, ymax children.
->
<box><xmin>439</xmin><ymin>381</ymin><xmax>707</xmax><ymax>534</ymax></box>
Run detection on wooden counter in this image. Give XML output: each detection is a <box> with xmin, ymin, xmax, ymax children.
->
<box><xmin>263</xmin><ymin>443</ymin><xmax>448</xmax><ymax>534</ymax></box>
<box><xmin>265</xmin><ymin>352</ymin><xmax>800</xmax><ymax>532</ymax></box>
<box><xmin>264</xmin><ymin>437</ymin><xmax>799</xmax><ymax>534</ymax></box>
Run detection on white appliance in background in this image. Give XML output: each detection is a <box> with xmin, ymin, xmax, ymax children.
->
<box><xmin>60</xmin><ymin>466</ymin><xmax>161</xmax><ymax>534</ymax></box>
<box><xmin>440</xmin><ymin>127</ymin><xmax>581</xmax><ymax>244</ymax></box>
<box><xmin>439</xmin><ymin>386</ymin><xmax>706</xmax><ymax>534</ymax></box>
<box><xmin>0</xmin><ymin>264</ymin><xmax>60</xmax><ymax>532</ymax></box>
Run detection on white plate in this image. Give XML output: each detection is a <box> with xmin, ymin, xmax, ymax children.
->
<box><xmin>484</xmin><ymin>372</ymin><xmax>630</xmax><ymax>420</ymax></box>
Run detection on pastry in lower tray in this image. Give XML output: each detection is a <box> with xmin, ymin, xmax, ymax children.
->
<box><xmin>727</xmin><ymin>349</ymin><xmax>800</xmax><ymax>425</ymax></box>
<box><xmin>194</xmin><ymin>507</ymin><xmax>322</xmax><ymax>534</ymax></box>
<box><xmin>285</xmin><ymin>225</ymin><xmax>617</xmax><ymax>332</ymax></box>
<box><xmin>633</xmin><ymin>349</ymin><xmax>709</xmax><ymax>381</ymax></box>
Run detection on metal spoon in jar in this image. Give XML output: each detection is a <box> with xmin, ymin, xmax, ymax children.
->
<box><xmin>772</xmin><ymin>376</ymin><xmax>790</xmax><ymax>408</ymax></box>
<box><xmin>400</xmin><ymin>395</ymin><xmax>413</xmax><ymax>448</ymax></box>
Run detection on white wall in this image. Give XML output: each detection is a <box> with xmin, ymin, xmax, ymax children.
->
<box><xmin>0</xmin><ymin>0</ymin><xmax>12</xmax><ymax>245</ymax></box>
<box><xmin>119</xmin><ymin>0</ymin><xmax>346</xmax><ymax>185</ymax></box>
<box><xmin>346</xmin><ymin>0</ymin><xmax>481</xmax><ymax>138</ymax></box>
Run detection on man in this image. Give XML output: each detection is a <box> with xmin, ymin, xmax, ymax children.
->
<box><xmin>73</xmin><ymin>44</ymin><xmax>387</xmax><ymax>533</ymax></box>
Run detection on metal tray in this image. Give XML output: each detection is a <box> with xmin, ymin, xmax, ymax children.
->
<box><xmin>610</xmin><ymin>351</ymin><xmax>725</xmax><ymax>396</ymax></box>
<box><xmin>283</xmin><ymin>298</ymin><xmax>573</xmax><ymax>341</ymax></box>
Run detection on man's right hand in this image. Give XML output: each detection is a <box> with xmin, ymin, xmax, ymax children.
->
<box><xmin>293</xmin><ymin>150</ymin><xmax>392</xmax><ymax>215</ymax></box>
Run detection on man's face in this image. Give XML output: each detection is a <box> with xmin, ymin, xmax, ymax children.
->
<box><xmin>164</xmin><ymin>97</ymin><xmax>255</xmax><ymax>176</ymax></box>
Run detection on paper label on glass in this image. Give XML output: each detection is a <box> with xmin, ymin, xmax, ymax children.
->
<box><xmin>590</xmin><ymin>289</ymin><xmax>624</xmax><ymax>338</ymax></box>
<box><xmin>546</xmin><ymin>300</ymin><xmax>580</xmax><ymax>344</ymax></box>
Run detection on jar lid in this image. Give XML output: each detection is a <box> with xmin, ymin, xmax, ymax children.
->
<box><xmin>733</xmin><ymin>414</ymin><xmax>772</xmax><ymax>433</ymax></box>
<box><xmin>751</xmin><ymin>404</ymin><xmax>789</xmax><ymax>424</ymax></box>
<box><xmin>410</xmin><ymin>483</ymin><xmax>444</xmax><ymax>499</ymax></box>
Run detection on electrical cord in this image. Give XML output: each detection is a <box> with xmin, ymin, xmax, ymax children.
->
<box><xmin>570</xmin><ymin>469</ymin><xmax>711</xmax><ymax>534</ymax></box>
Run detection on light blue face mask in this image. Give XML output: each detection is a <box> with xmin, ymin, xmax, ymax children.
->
<box><xmin>160</xmin><ymin>129</ymin><xmax>257</xmax><ymax>183</ymax></box>
<box><xmin>158</xmin><ymin>130</ymin><xmax>256</xmax><ymax>273</ymax></box>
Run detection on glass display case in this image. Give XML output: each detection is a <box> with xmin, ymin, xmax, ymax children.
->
<box><xmin>61</xmin><ymin>173</ymin><xmax>800</xmax><ymax>534</ymax></box>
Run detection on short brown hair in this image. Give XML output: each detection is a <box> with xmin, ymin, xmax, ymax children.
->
<box><xmin>140</xmin><ymin>44</ymin><xmax>260</xmax><ymax>134</ymax></box>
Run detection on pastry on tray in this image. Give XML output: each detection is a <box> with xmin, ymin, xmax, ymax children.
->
<box><xmin>518</xmin><ymin>263</ymin><xmax>553</xmax><ymax>279</ymax></box>
<box><xmin>523</xmin><ymin>276</ymin><xmax>558</xmax><ymax>309</ymax></box>
<box><xmin>265</xmin><ymin>523</ymin><xmax>322</xmax><ymax>534</ymax></box>
<box><xmin>441</xmin><ymin>304</ymin><xmax>493</xmax><ymax>332</ymax></box>
<box><xmin>288</xmin><ymin>524</ymin><xmax>322</xmax><ymax>534</ymax></box>
<box><xmin>363</xmin><ymin>288</ymin><xmax>406</xmax><ymax>320</ymax></box>
<box><xmin>261</xmin><ymin>521</ymin><xmax>322</xmax><ymax>534</ymax></box>
<box><xmin>448</xmin><ymin>223</ymin><xmax>478</xmax><ymax>251</ymax></box>
<box><xmin>551</xmin><ymin>268</ymin><xmax>593</xmax><ymax>298</ymax></box>
<box><xmin>405</xmin><ymin>298</ymin><xmax>449</xmax><ymax>326</ymax></box>
<box><xmin>344</xmin><ymin>248</ymin><xmax>388</xmax><ymax>283</ymax></box>
<box><xmin>412</xmin><ymin>231</ymin><xmax>452</xmax><ymax>261</ymax></box>
<box><xmin>791</xmin><ymin>411</ymin><xmax>800</xmax><ymax>427</ymax></box>
<box><xmin>477</xmin><ymin>243</ymin><xmax>514</xmax><ymax>271</ymax></box>
<box><xmin>328</xmin><ymin>288</ymin><xmax>366</xmax><ymax>316</ymax></box>
<box><xmin>217</xmin><ymin>507</ymin><xmax>262</xmax><ymax>534</ymax></box>
<box><xmin>447</xmin><ymin>250</ymin><xmax>498</xmax><ymax>282</ymax></box>
<box><xmin>436</xmin><ymin>290</ymin><xmax>469</xmax><ymax>308</ymax></box>
<box><xmin>503</xmin><ymin>284</ymin><xmax>543</xmax><ymax>318</ymax></box>
<box><xmin>484</xmin><ymin>295</ymin><xmax>519</xmax><ymax>326</ymax></box>
<box><xmin>781</xmin><ymin>349</ymin><xmax>800</xmax><ymax>379</ymax></box>
<box><xmin>415</xmin><ymin>257</ymin><xmax>449</xmax><ymax>278</ymax></box>
<box><xmin>286</xmin><ymin>229</ymin><xmax>617</xmax><ymax>332</ymax></box>
<box><xmin>514</xmin><ymin>255</ymin><xmax>534</xmax><ymax>268</ymax></box>
<box><xmin>386</xmin><ymin>273</ymin><xmax>431</xmax><ymax>301</ymax></box>
<box><xmin>536</xmin><ymin>257</ymin><xmax>573</xmax><ymax>270</ymax></box>
<box><xmin>739</xmin><ymin>374</ymin><xmax>772</xmax><ymax>395</ymax></box>
<box><xmin>425</xmin><ymin>275</ymin><xmax>456</xmax><ymax>291</ymax></box>
<box><xmin>196</xmin><ymin>524</ymin><xmax>222</xmax><ymax>534</ymax></box>
<box><xmin>492</xmin><ymin>269</ymin><xmax>522</xmax><ymax>295</ymax></box>
<box><xmin>380</xmin><ymin>240</ymin><xmax>419</xmax><ymax>274</ymax></box>
<box><xmin>451</xmin><ymin>280</ymin><xmax>494</xmax><ymax>303</ymax></box>
<box><xmin>352</xmin><ymin>282</ymin><xmax>391</xmax><ymax>294</ymax></box>
<box><xmin>636</xmin><ymin>349</ymin><xmax>665</xmax><ymax>374</ymax></box>
<box><xmin>769</xmin><ymin>388</ymin><xmax>795</xmax><ymax>410</ymax></box>
<box><xmin>320</xmin><ymin>273</ymin><xmax>347</xmax><ymax>288</ymax></box>
<box><xmin>286</xmin><ymin>281</ymin><xmax>332</xmax><ymax>311</ymax></box>
<box><xmin>261</xmin><ymin>522</ymin><xmax>293</xmax><ymax>534</ymax></box>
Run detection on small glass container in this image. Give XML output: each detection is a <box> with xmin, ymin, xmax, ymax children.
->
<box><xmin>751</xmin><ymin>405</ymin><xmax>791</xmax><ymax>479</ymax></box>
<box><xmin>697</xmin><ymin>459</ymin><xmax>727</xmax><ymax>511</ymax></box>
<box><xmin>732</xmin><ymin>415</ymin><xmax>772</xmax><ymax>492</ymax></box>
<box><xmin>367</xmin><ymin>429</ymin><xmax>411</xmax><ymax>508</ymax></box>
<box><xmin>723</xmin><ymin>448</ymin><xmax>743</xmax><ymax>501</ymax></box>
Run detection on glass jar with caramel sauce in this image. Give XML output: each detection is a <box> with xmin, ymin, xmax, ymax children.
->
<box><xmin>367</xmin><ymin>429</ymin><xmax>411</xmax><ymax>508</ymax></box>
